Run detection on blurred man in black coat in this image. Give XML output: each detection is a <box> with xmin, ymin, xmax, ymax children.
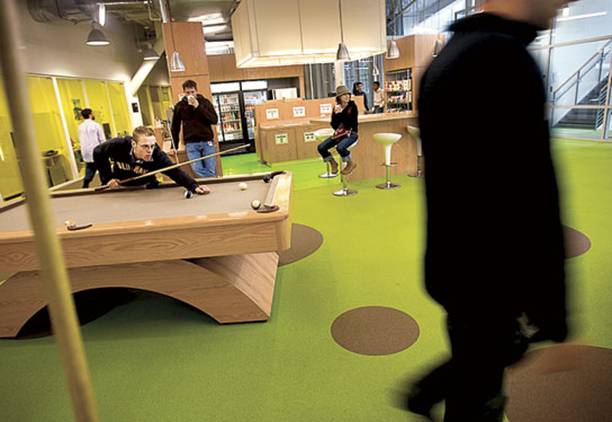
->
<box><xmin>406</xmin><ymin>1</ymin><xmax>575</xmax><ymax>420</ymax></box>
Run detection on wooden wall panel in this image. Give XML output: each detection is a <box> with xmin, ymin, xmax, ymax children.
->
<box><xmin>414</xmin><ymin>35</ymin><xmax>441</xmax><ymax>68</ymax></box>
<box><xmin>258</xmin><ymin>126</ymin><xmax>298</xmax><ymax>163</ymax></box>
<box><xmin>296</xmin><ymin>123</ymin><xmax>329</xmax><ymax>160</ymax></box>
<box><xmin>384</xmin><ymin>36</ymin><xmax>415</xmax><ymax>72</ymax></box>
<box><xmin>162</xmin><ymin>22</ymin><xmax>209</xmax><ymax>78</ymax></box>
<box><xmin>209</xmin><ymin>54</ymin><xmax>305</xmax><ymax>93</ymax></box>
<box><xmin>383</xmin><ymin>35</ymin><xmax>443</xmax><ymax>113</ymax></box>
<box><xmin>162</xmin><ymin>22</ymin><xmax>222</xmax><ymax>175</ymax></box>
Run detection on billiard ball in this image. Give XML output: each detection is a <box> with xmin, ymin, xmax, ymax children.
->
<box><xmin>250</xmin><ymin>200</ymin><xmax>261</xmax><ymax>210</ymax></box>
<box><xmin>64</xmin><ymin>220</ymin><xmax>75</xmax><ymax>229</ymax></box>
<box><xmin>238</xmin><ymin>182</ymin><xmax>248</xmax><ymax>191</ymax></box>
<box><xmin>184</xmin><ymin>190</ymin><xmax>193</xmax><ymax>199</ymax></box>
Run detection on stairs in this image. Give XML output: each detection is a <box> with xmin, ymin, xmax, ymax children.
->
<box><xmin>551</xmin><ymin>40</ymin><xmax>611</xmax><ymax>130</ymax></box>
<box><xmin>555</xmin><ymin>78</ymin><xmax>609</xmax><ymax>129</ymax></box>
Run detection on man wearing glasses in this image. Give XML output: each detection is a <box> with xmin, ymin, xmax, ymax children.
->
<box><xmin>93</xmin><ymin>126</ymin><xmax>209</xmax><ymax>194</ymax></box>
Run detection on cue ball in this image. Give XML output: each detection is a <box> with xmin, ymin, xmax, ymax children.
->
<box><xmin>184</xmin><ymin>190</ymin><xmax>193</xmax><ymax>199</ymax></box>
<box><xmin>64</xmin><ymin>220</ymin><xmax>74</xmax><ymax>228</ymax></box>
<box><xmin>251</xmin><ymin>200</ymin><xmax>261</xmax><ymax>210</ymax></box>
<box><xmin>238</xmin><ymin>182</ymin><xmax>248</xmax><ymax>191</ymax></box>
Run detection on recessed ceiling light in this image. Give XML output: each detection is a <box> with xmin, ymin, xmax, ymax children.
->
<box><xmin>203</xmin><ymin>24</ymin><xmax>228</xmax><ymax>34</ymax></box>
<box><xmin>189</xmin><ymin>13</ymin><xmax>225</xmax><ymax>25</ymax></box>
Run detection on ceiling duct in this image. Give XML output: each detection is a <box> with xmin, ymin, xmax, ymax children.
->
<box><xmin>27</xmin><ymin>0</ymin><xmax>95</xmax><ymax>23</ymax></box>
<box><xmin>27</xmin><ymin>0</ymin><xmax>161</xmax><ymax>26</ymax></box>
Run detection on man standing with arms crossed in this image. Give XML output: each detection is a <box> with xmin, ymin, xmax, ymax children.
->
<box><xmin>404</xmin><ymin>1</ymin><xmax>576</xmax><ymax>420</ymax></box>
<box><xmin>171</xmin><ymin>80</ymin><xmax>219</xmax><ymax>178</ymax></box>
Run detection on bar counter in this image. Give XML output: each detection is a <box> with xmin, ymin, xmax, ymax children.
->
<box><xmin>310</xmin><ymin>111</ymin><xmax>419</xmax><ymax>181</ymax></box>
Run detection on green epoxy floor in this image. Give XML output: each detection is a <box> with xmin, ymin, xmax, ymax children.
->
<box><xmin>0</xmin><ymin>139</ymin><xmax>611</xmax><ymax>421</ymax></box>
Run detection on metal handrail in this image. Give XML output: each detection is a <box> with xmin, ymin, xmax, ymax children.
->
<box><xmin>555</xmin><ymin>48</ymin><xmax>611</xmax><ymax>101</ymax></box>
<box><xmin>553</xmin><ymin>39</ymin><xmax>612</xmax><ymax>98</ymax></box>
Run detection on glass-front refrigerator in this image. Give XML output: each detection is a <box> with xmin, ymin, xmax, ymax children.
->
<box><xmin>212</xmin><ymin>82</ymin><xmax>243</xmax><ymax>149</ymax></box>
<box><xmin>212</xmin><ymin>81</ymin><xmax>268</xmax><ymax>154</ymax></box>
<box><xmin>241</xmin><ymin>81</ymin><xmax>268</xmax><ymax>141</ymax></box>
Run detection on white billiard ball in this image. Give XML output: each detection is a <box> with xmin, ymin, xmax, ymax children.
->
<box><xmin>251</xmin><ymin>200</ymin><xmax>261</xmax><ymax>210</ymax></box>
<box><xmin>238</xmin><ymin>182</ymin><xmax>248</xmax><ymax>191</ymax></box>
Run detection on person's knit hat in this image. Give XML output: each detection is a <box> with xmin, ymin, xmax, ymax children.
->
<box><xmin>335</xmin><ymin>85</ymin><xmax>351</xmax><ymax>98</ymax></box>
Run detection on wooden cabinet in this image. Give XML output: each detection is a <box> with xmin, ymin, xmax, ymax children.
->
<box><xmin>384</xmin><ymin>35</ymin><xmax>442</xmax><ymax>111</ymax></box>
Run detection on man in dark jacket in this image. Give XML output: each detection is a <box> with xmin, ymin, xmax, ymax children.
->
<box><xmin>93</xmin><ymin>126</ymin><xmax>209</xmax><ymax>194</ymax></box>
<box><xmin>171</xmin><ymin>80</ymin><xmax>219</xmax><ymax>178</ymax></box>
<box><xmin>406</xmin><ymin>1</ymin><xmax>574</xmax><ymax>420</ymax></box>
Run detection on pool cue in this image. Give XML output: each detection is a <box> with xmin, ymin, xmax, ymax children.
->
<box><xmin>0</xmin><ymin>2</ymin><xmax>99</xmax><ymax>422</ymax></box>
<box><xmin>95</xmin><ymin>143</ymin><xmax>249</xmax><ymax>191</ymax></box>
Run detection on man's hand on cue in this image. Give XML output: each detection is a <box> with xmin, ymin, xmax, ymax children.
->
<box><xmin>108</xmin><ymin>179</ymin><xmax>121</xmax><ymax>189</ymax></box>
<box><xmin>194</xmin><ymin>186</ymin><xmax>210</xmax><ymax>195</ymax></box>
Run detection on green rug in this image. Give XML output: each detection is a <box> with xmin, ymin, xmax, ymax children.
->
<box><xmin>0</xmin><ymin>139</ymin><xmax>610</xmax><ymax>421</ymax></box>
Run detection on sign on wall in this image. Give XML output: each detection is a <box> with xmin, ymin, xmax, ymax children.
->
<box><xmin>304</xmin><ymin>132</ymin><xmax>316</xmax><ymax>143</ymax></box>
<box><xmin>266</xmin><ymin>108</ymin><xmax>280</xmax><ymax>120</ymax></box>
<box><xmin>319</xmin><ymin>104</ymin><xmax>333</xmax><ymax>114</ymax></box>
<box><xmin>292</xmin><ymin>106</ymin><xmax>306</xmax><ymax>118</ymax></box>
<box><xmin>275</xmin><ymin>133</ymin><xmax>289</xmax><ymax>145</ymax></box>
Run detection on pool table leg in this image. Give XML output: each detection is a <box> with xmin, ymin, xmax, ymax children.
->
<box><xmin>0</xmin><ymin>252</ymin><xmax>279</xmax><ymax>338</ymax></box>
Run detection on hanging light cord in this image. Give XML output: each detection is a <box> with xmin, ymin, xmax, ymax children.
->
<box><xmin>170</xmin><ymin>21</ymin><xmax>177</xmax><ymax>54</ymax></box>
<box><xmin>338</xmin><ymin>0</ymin><xmax>345</xmax><ymax>43</ymax></box>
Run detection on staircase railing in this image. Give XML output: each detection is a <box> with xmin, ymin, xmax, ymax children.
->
<box><xmin>551</xmin><ymin>39</ymin><xmax>612</xmax><ymax>107</ymax></box>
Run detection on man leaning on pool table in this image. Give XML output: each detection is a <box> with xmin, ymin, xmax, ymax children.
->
<box><xmin>93</xmin><ymin>126</ymin><xmax>209</xmax><ymax>194</ymax></box>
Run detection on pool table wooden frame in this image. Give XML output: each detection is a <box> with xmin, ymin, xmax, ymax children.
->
<box><xmin>0</xmin><ymin>172</ymin><xmax>292</xmax><ymax>338</ymax></box>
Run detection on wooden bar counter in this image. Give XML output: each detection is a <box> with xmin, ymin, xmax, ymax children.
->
<box><xmin>258</xmin><ymin>119</ymin><xmax>330</xmax><ymax>164</ymax></box>
<box><xmin>310</xmin><ymin>111</ymin><xmax>419</xmax><ymax>181</ymax></box>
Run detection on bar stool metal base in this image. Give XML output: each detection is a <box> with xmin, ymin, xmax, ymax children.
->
<box><xmin>333</xmin><ymin>166</ymin><xmax>358</xmax><ymax>197</ymax></box>
<box><xmin>376</xmin><ymin>181</ymin><xmax>401</xmax><ymax>189</ymax></box>
<box><xmin>333</xmin><ymin>187</ymin><xmax>358</xmax><ymax>196</ymax></box>
<box><xmin>377</xmin><ymin>164</ymin><xmax>401</xmax><ymax>190</ymax></box>
<box><xmin>319</xmin><ymin>161</ymin><xmax>338</xmax><ymax>178</ymax></box>
<box><xmin>319</xmin><ymin>172</ymin><xmax>338</xmax><ymax>179</ymax></box>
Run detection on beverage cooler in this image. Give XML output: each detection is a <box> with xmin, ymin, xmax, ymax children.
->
<box><xmin>212</xmin><ymin>81</ymin><xmax>268</xmax><ymax>154</ymax></box>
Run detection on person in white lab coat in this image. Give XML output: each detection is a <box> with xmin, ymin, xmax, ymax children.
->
<box><xmin>78</xmin><ymin>108</ymin><xmax>106</xmax><ymax>188</ymax></box>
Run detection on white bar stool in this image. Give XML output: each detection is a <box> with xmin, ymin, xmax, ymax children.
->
<box><xmin>314</xmin><ymin>128</ymin><xmax>337</xmax><ymax>178</ymax></box>
<box><xmin>373</xmin><ymin>132</ymin><xmax>402</xmax><ymax>189</ymax></box>
<box><xmin>407</xmin><ymin>126</ymin><xmax>423</xmax><ymax>177</ymax></box>
<box><xmin>333</xmin><ymin>140</ymin><xmax>359</xmax><ymax>197</ymax></box>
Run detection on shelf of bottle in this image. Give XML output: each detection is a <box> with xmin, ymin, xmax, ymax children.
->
<box><xmin>222</xmin><ymin>119</ymin><xmax>241</xmax><ymax>123</ymax></box>
<box><xmin>223</xmin><ymin>129</ymin><xmax>242</xmax><ymax>133</ymax></box>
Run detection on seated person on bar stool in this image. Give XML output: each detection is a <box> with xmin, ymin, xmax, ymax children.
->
<box><xmin>93</xmin><ymin>126</ymin><xmax>209</xmax><ymax>194</ymax></box>
<box><xmin>317</xmin><ymin>85</ymin><xmax>359</xmax><ymax>175</ymax></box>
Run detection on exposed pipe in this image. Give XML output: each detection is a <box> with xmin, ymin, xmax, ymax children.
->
<box><xmin>157</xmin><ymin>0</ymin><xmax>168</xmax><ymax>23</ymax></box>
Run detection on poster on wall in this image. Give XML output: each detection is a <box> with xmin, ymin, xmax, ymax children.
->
<box><xmin>320</xmin><ymin>104</ymin><xmax>333</xmax><ymax>115</ymax></box>
<box><xmin>304</xmin><ymin>132</ymin><xmax>316</xmax><ymax>143</ymax></box>
<box><xmin>266</xmin><ymin>108</ymin><xmax>280</xmax><ymax>120</ymax></box>
<box><xmin>292</xmin><ymin>106</ymin><xmax>306</xmax><ymax>118</ymax></box>
<box><xmin>275</xmin><ymin>133</ymin><xmax>289</xmax><ymax>145</ymax></box>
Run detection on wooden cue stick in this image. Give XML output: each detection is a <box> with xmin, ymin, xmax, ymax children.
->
<box><xmin>100</xmin><ymin>143</ymin><xmax>249</xmax><ymax>189</ymax></box>
<box><xmin>0</xmin><ymin>2</ymin><xmax>99</xmax><ymax>422</ymax></box>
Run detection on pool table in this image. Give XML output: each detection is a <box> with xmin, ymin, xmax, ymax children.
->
<box><xmin>0</xmin><ymin>172</ymin><xmax>292</xmax><ymax>338</ymax></box>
